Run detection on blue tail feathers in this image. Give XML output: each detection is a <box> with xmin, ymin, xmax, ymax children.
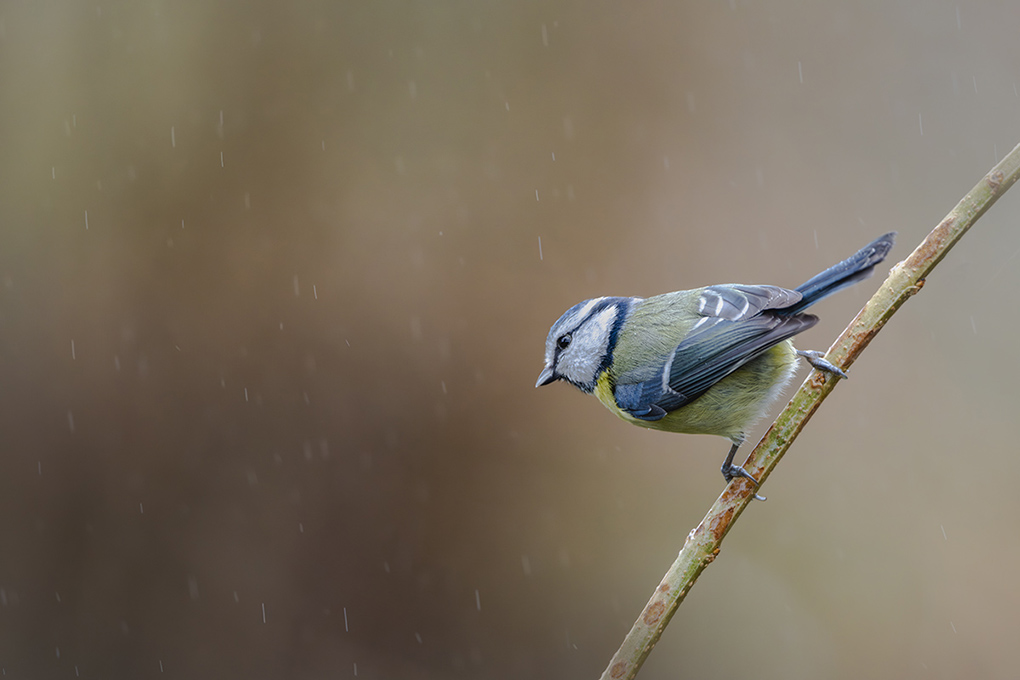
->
<box><xmin>780</xmin><ymin>232</ymin><xmax>896</xmax><ymax>316</ymax></box>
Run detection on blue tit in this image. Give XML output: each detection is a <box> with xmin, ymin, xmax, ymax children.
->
<box><xmin>536</xmin><ymin>232</ymin><xmax>895</xmax><ymax>492</ymax></box>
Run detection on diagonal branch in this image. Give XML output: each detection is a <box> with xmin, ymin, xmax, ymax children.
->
<box><xmin>600</xmin><ymin>140</ymin><xmax>1020</xmax><ymax>680</ymax></box>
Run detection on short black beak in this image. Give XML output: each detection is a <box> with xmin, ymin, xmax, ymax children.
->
<box><xmin>535</xmin><ymin>366</ymin><xmax>556</xmax><ymax>387</ymax></box>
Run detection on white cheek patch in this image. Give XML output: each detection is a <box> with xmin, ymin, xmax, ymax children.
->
<box><xmin>544</xmin><ymin>297</ymin><xmax>609</xmax><ymax>366</ymax></box>
<box><xmin>558</xmin><ymin>303</ymin><xmax>619</xmax><ymax>388</ymax></box>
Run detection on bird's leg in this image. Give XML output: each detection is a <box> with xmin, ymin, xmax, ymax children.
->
<box><xmin>721</xmin><ymin>441</ymin><xmax>766</xmax><ymax>501</ymax></box>
<box><xmin>796</xmin><ymin>349</ymin><xmax>848</xmax><ymax>379</ymax></box>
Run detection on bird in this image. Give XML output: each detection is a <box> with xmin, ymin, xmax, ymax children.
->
<box><xmin>536</xmin><ymin>232</ymin><xmax>895</xmax><ymax>496</ymax></box>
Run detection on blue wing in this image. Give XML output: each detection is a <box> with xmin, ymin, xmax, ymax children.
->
<box><xmin>614</xmin><ymin>285</ymin><xmax>817</xmax><ymax>421</ymax></box>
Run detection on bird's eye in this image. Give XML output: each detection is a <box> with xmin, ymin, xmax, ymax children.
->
<box><xmin>557</xmin><ymin>334</ymin><xmax>572</xmax><ymax>350</ymax></box>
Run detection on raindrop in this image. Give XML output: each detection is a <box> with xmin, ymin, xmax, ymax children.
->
<box><xmin>84</xmin><ymin>211</ymin><xmax>88</xmax><ymax>230</ymax></box>
<box><xmin>220</xmin><ymin>151</ymin><xmax>224</xmax><ymax>167</ymax></box>
<box><xmin>538</xmin><ymin>237</ymin><xmax>543</xmax><ymax>261</ymax></box>
<box><xmin>475</xmin><ymin>589</ymin><xmax>481</xmax><ymax>611</ymax></box>
<box><xmin>262</xmin><ymin>603</ymin><xmax>267</xmax><ymax>623</ymax></box>
<box><xmin>171</xmin><ymin>126</ymin><xmax>176</xmax><ymax>148</ymax></box>
<box><xmin>541</xmin><ymin>24</ymin><xmax>549</xmax><ymax>46</ymax></box>
<box><xmin>344</xmin><ymin>607</ymin><xmax>349</xmax><ymax>632</ymax></box>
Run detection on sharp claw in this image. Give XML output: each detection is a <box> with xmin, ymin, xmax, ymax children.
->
<box><xmin>797</xmin><ymin>349</ymin><xmax>848</xmax><ymax>379</ymax></box>
<box><xmin>722</xmin><ymin>464</ymin><xmax>765</xmax><ymax>500</ymax></box>
<box><xmin>724</xmin><ymin>464</ymin><xmax>758</xmax><ymax>485</ymax></box>
<box><xmin>721</xmin><ymin>443</ymin><xmax>765</xmax><ymax>500</ymax></box>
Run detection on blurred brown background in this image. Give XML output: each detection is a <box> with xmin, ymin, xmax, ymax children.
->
<box><xmin>1</xmin><ymin>2</ymin><xmax>1019</xmax><ymax>678</ymax></box>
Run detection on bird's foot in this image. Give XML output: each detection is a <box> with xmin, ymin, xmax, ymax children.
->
<box><xmin>721</xmin><ymin>463</ymin><xmax>766</xmax><ymax>501</ymax></box>
<box><xmin>797</xmin><ymin>349</ymin><xmax>848</xmax><ymax>379</ymax></box>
